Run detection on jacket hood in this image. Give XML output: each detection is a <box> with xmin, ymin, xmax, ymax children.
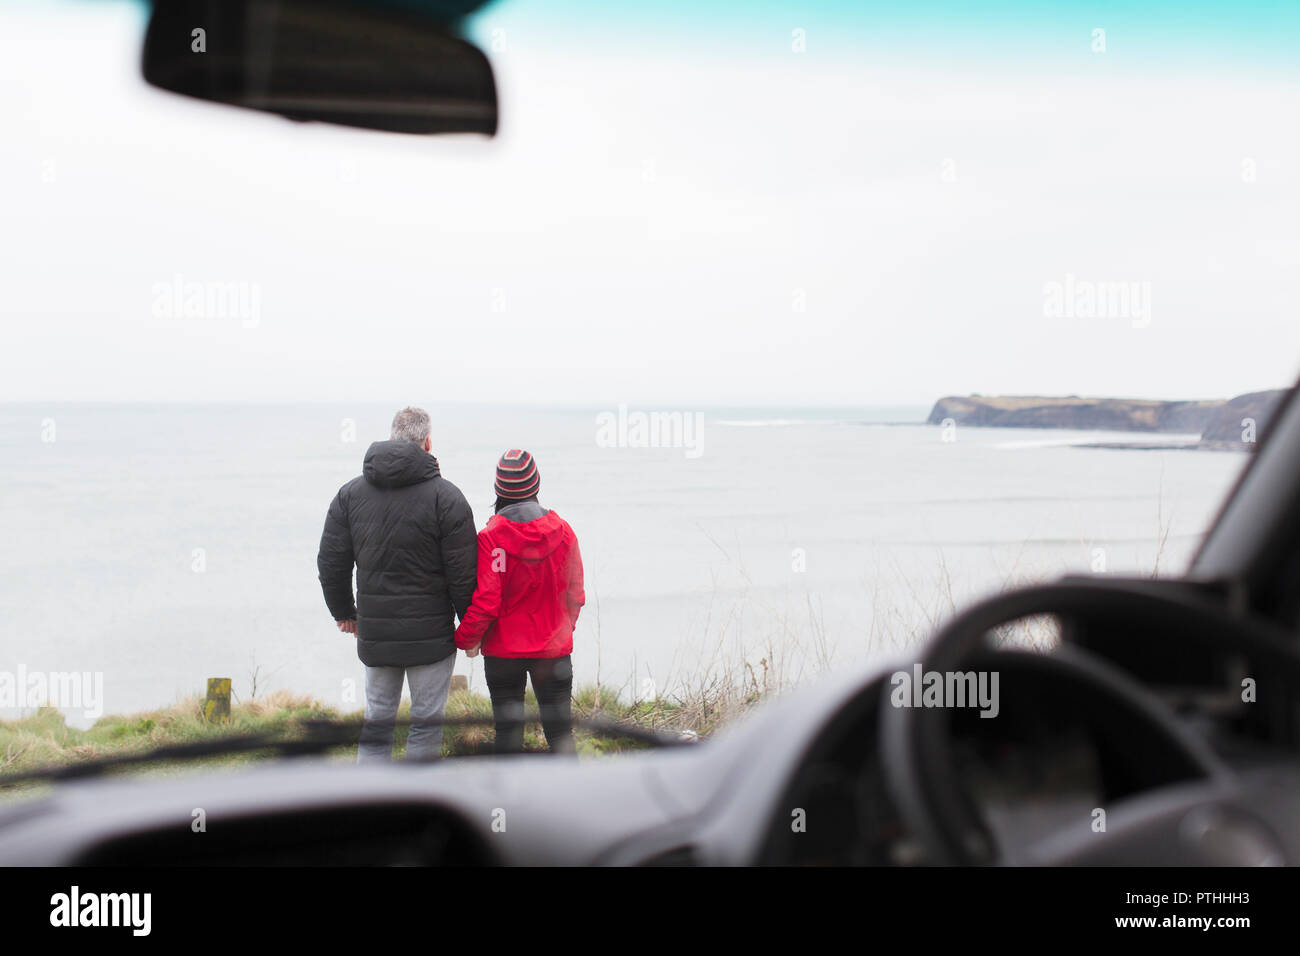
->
<box><xmin>487</xmin><ymin>509</ymin><xmax>568</xmax><ymax>560</ymax></box>
<box><xmin>363</xmin><ymin>440</ymin><xmax>441</xmax><ymax>489</ymax></box>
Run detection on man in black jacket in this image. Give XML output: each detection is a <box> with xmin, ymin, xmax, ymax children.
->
<box><xmin>317</xmin><ymin>407</ymin><xmax>476</xmax><ymax>762</ymax></box>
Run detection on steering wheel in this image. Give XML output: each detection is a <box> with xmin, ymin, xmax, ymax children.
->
<box><xmin>879</xmin><ymin>578</ymin><xmax>1300</xmax><ymax>865</ymax></box>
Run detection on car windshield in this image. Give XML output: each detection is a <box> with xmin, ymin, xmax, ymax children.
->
<box><xmin>1</xmin><ymin>0</ymin><xmax>1298</xmax><ymax>778</ymax></box>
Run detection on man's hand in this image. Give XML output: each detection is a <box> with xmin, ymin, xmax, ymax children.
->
<box><xmin>336</xmin><ymin>619</ymin><xmax>357</xmax><ymax>634</ymax></box>
<box><xmin>465</xmin><ymin>643</ymin><xmax>481</xmax><ymax>658</ymax></box>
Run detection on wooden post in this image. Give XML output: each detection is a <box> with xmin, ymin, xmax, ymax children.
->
<box><xmin>204</xmin><ymin>678</ymin><xmax>232</xmax><ymax>722</ymax></box>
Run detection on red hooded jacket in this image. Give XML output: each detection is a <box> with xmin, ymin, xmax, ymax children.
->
<box><xmin>453</xmin><ymin>509</ymin><xmax>584</xmax><ymax>658</ymax></box>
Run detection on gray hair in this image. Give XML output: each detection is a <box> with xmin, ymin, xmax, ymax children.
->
<box><xmin>390</xmin><ymin>406</ymin><xmax>432</xmax><ymax>444</ymax></box>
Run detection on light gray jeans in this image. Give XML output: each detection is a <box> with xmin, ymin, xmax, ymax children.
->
<box><xmin>358</xmin><ymin>654</ymin><xmax>456</xmax><ymax>763</ymax></box>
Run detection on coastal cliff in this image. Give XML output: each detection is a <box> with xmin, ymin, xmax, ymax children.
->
<box><xmin>1197</xmin><ymin>390</ymin><xmax>1286</xmax><ymax>443</ymax></box>
<box><xmin>926</xmin><ymin>390</ymin><xmax>1287</xmax><ymax>450</ymax></box>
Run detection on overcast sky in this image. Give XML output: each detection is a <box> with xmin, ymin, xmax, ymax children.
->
<box><xmin>2</xmin><ymin>0</ymin><xmax>1298</xmax><ymax>406</ymax></box>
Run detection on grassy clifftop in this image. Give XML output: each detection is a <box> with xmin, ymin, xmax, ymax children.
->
<box><xmin>0</xmin><ymin>685</ymin><xmax>740</xmax><ymax>790</ymax></box>
<box><xmin>927</xmin><ymin>390</ymin><xmax>1286</xmax><ymax>445</ymax></box>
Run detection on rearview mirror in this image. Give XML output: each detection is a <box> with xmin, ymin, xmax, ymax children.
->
<box><xmin>142</xmin><ymin>0</ymin><xmax>498</xmax><ymax>135</ymax></box>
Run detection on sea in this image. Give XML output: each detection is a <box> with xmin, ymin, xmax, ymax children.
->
<box><xmin>0</xmin><ymin>402</ymin><xmax>1248</xmax><ymax>726</ymax></box>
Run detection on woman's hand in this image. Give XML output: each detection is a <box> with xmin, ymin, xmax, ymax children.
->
<box><xmin>465</xmin><ymin>643</ymin><xmax>481</xmax><ymax>658</ymax></box>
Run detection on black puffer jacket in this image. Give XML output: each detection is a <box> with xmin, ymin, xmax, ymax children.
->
<box><xmin>317</xmin><ymin>441</ymin><xmax>476</xmax><ymax>667</ymax></box>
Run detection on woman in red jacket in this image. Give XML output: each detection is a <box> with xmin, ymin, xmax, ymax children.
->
<box><xmin>454</xmin><ymin>449</ymin><xmax>585</xmax><ymax>754</ymax></box>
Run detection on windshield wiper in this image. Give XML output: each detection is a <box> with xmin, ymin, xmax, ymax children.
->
<box><xmin>0</xmin><ymin>714</ymin><xmax>696</xmax><ymax>787</ymax></box>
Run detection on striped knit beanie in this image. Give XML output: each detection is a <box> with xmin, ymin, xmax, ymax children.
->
<box><xmin>494</xmin><ymin>449</ymin><xmax>540</xmax><ymax>501</ymax></box>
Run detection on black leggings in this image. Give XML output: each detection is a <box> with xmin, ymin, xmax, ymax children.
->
<box><xmin>483</xmin><ymin>655</ymin><xmax>575</xmax><ymax>755</ymax></box>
